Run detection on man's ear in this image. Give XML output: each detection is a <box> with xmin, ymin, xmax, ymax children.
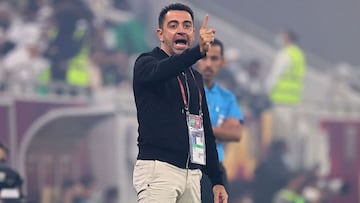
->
<box><xmin>157</xmin><ymin>28</ymin><xmax>163</xmax><ymax>42</ymax></box>
<box><xmin>221</xmin><ymin>57</ymin><xmax>227</xmax><ymax>69</ymax></box>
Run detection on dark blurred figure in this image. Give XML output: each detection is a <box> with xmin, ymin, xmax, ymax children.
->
<box><xmin>239</xmin><ymin>59</ymin><xmax>272</xmax><ymax>160</ymax></box>
<box><xmin>252</xmin><ymin>139</ymin><xmax>290</xmax><ymax>203</ymax></box>
<box><xmin>242</xmin><ymin>60</ymin><xmax>271</xmax><ymax>118</ymax></box>
<box><xmin>273</xmin><ymin>171</ymin><xmax>306</xmax><ymax>203</ymax></box>
<box><xmin>0</xmin><ymin>142</ymin><xmax>23</xmax><ymax>202</ymax></box>
<box><xmin>42</xmin><ymin>0</ymin><xmax>94</xmax><ymax>93</ymax></box>
<box><xmin>215</xmin><ymin>65</ymin><xmax>238</xmax><ymax>93</ymax></box>
<box><xmin>103</xmin><ymin>187</ymin><xmax>119</xmax><ymax>203</ymax></box>
<box><xmin>60</xmin><ymin>179</ymin><xmax>74</xmax><ymax>203</ymax></box>
<box><xmin>91</xmin><ymin>20</ymin><xmax>129</xmax><ymax>86</ymax></box>
<box><xmin>76</xmin><ymin>174</ymin><xmax>99</xmax><ymax>203</ymax></box>
<box><xmin>59</xmin><ymin>179</ymin><xmax>84</xmax><ymax>203</ymax></box>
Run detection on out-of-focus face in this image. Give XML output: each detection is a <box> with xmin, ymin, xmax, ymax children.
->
<box><xmin>157</xmin><ymin>10</ymin><xmax>195</xmax><ymax>56</ymax></box>
<box><xmin>197</xmin><ymin>44</ymin><xmax>224</xmax><ymax>84</ymax></box>
<box><xmin>275</xmin><ymin>32</ymin><xmax>291</xmax><ymax>47</ymax></box>
<box><xmin>0</xmin><ymin>148</ymin><xmax>7</xmax><ymax>163</ymax></box>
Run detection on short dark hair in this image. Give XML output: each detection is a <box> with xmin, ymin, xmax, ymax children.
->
<box><xmin>212</xmin><ymin>38</ymin><xmax>224</xmax><ymax>56</ymax></box>
<box><xmin>269</xmin><ymin>139</ymin><xmax>287</xmax><ymax>155</ymax></box>
<box><xmin>61</xmin><ymin>179</ymin><xmax>75</xmax><ymax>190</ymax></box>
<box><xmin>80</xmin><ymin>174</ymin><xmax>95</xmax><ymax>189</ymax></box>
<box><xmin>284</xmin><ymin>29</ymin><xmax>298</xmax><ymax>43</ymax></box>
<box><xmin>158</xmin><ymin>3</ymin><xmax>194</xmax><ymax>28</ymax></box>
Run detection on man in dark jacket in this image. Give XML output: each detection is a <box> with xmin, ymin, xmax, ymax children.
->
<box><xmin>132</xmin><ymin>3</ymin><xmax>227</xmax><ymax>203</ymax></box>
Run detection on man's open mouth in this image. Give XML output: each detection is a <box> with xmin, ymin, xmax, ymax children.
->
<box><xmin>175</xmin><ymin>39</ymin><xmax>187</xmax><ymax>45</ymax></box>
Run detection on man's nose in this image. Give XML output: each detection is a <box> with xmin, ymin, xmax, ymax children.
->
<box><xmin>176</xmin><ymin>26</ymin><xmax>187</xmax><ymax>34</ymax></box>
<box><xmin>205</xmin><ymin>57</ymin><xmax>212</xmax><ymax>66</ymax></box>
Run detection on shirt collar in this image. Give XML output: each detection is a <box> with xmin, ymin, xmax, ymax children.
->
<box><xmin>205</xmin><ymin>82</ymin><xmax>220</xmax><ymax>94</ymax></box>
<box><xmin>155</xmin><ymin>47</ymin><xmax>170</xmax><ymax>58</ymax></box>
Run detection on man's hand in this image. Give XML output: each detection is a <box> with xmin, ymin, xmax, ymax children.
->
<box><xmin>199</xmin><ymin>15</ymin><xmax>216</xmax><ymax>54</ymax></box>
<box><xmin>213</xmin><ymin>184</ymin><xmax>228</xmax><ymax>203</ymax></box>
<box><xmin>213</xmin><ymin>117</ymin><xmax>242</xmax><ymax>141</ymax></box>
<box><xmin>221</xmin><ymin>117</ymin><xmax>241</xmax><ymax>128</ymax></box>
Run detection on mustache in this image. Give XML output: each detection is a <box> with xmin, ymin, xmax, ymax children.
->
<box><xmin>204</xmin><ymin>67</ymin><xmax>214</xmax><ymax>73</ymax></box>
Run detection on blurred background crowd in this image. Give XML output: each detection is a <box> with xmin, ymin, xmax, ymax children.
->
<box><xmin>0</xmin><ymin>0</ymin><xmax>151</xmax><ymax>95</ymax></box>
<box><xmin>0</xmin><ymin>0</ymin><xmax>360</xmax><ymax>203</ymax></box>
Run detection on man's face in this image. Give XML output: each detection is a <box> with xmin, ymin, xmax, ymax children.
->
<box><xmin>197</xmin><ymin>45</ymin><xmax>224</xmax><ymax>83</ymax></box>
<box><xmin>157</xmin><ymin>10</ymin><xmax>195</xmax><ymax>55</ymax></box>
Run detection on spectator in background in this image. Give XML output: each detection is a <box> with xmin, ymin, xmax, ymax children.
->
<box><xmin>41</xmin><ymin>0</ymin><xmax>95</xmax><ymax>94</ymax></box>
<box><xmin>0</xmin><ymin>2</ymin><xmax>16</xmax><ymax>90</ymax></box>
<box><xmin>252</xmin><ymin>139</ymin><xmax>290</xmax><ymax>203</ymax></box>
<box><xmin>265</xmin><ymin>30</ymin><xmax>306</xmax><ymax>140</ymax></box>
<box><xmin>112</xmin><ymin>0</ymin><xmax>149</xmax><ymax>56</ymax></box>
<box><xmin>215</xmin><ymin>65</ymin><xmax>239</xmax><ymax>95</ymax></box>
<box><xmin>103</xmin><ymin>187</ymin><xmax>119</xmax><ymax>203</ymax></box>
<box><xmin>273</xmin><ymin>171</ymin><xmax>307</xmax><ymax>203</ymax></box>
<box><xmin>111</xmin><ymin>0</ymin><xmax>150</xmax><ymax>83</ymax></box>
<box><xmin>237</xmin><ymin>59</ymin><xmax>271</xmax><ymax>160</ymax></box>
<box><xmin>77</xmin><ymin>174</ymin><xmax>100</xmax><ymax>203</ymax></box>
<box><xmin>0</xmin><ymin>0</ymin><xmax>51</xmax><ymax>94</ymax></box>
<box><xmin>197</xmin><ymin>38</ymin><xmax>243</xmax><ymax>203</ymax></box>
<box><xmin>0</xmin><ymin>142</ymin><xmax>8</xmax><ymax>164</ymax></box>
<box><xmin>1</xmin><ymin>0</ymin><xmax>62</xmax><ymax>95</ymax></box>
<box><xmin>216</xmin><ymin>47</ymin><xmax>242</xmax><ymax>96</ymax></box>
<box><xmin>59</xmin><ymin>179</ymin><xmax>82</xmax><ymax>203</ymax></box>
<box><xmin>84</xmin><ymin>0</ymin><xmax>148</xmax><ymax>87</ymax></box>
<box><xmin>240</xmin><ymin>59</ymin><xmax>270</xmax><ymax>118</ymax></box>
<box><xmin>90</xmin><ymin>19</ymin><xmax>129</xmax><ymax>86</ymax></box>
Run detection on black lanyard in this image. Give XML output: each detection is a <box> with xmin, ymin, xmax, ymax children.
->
<box><xmin>177</xmin><ymin>69</ymin><xmax>202</xmax><ymax>115</ymax></box>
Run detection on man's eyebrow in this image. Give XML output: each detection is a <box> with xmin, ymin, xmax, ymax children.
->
<box><xmin>167</xmin><ymin>20</ymin><xmax>179</xmax><ymax>25</ymax></box>
<box><xmin>183</xmin><ymin>20</ymin><xmax>193</xmax><ymax>24</ymax></box>
<box><xmin>167</xmin><ymin>20</ymin><xmax>193</xmax><ymax>25</ymax></box>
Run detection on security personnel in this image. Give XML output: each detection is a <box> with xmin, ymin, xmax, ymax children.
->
<box><xmin>265</xmin><ymin>30</ymin><xmax>306</xmax><ymax>170</ymax></box>
<box><xmin>267</xmin><ymin>30</ymin><xmax>306</xmax><ymax>105</ymax></box>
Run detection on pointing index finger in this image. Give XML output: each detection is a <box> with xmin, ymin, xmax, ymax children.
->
<box><xmin>201</xmin><ymin>14</ymin><xmax>209</xmax><ymax>29</ymax></box>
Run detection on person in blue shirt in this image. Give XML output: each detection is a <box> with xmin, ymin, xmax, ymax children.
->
<box><xmin>197</xmin><ymin>38</ymin><xmax>244</xmax><ymax>203</ymax></box>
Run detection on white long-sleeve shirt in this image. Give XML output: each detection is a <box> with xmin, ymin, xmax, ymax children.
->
<box><xmin>265</xmin><ymin>49</ymin><xmax>291</xmax><ymax>93</ymax></box>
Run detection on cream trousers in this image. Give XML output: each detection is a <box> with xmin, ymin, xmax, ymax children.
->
<box><xmin>133</xmin><ymin>160</ymin><xmax>202</xmax><ymax>203</ymax></box>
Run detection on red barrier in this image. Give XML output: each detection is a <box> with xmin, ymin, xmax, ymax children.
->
<box><xmin>323</xmin><ymin>121</ymin><xmax>360</xmax><ymax>203</ymax></box>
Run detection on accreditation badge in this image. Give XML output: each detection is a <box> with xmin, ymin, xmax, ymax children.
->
<box><xmin>187</xmin><ymin>113</ymin><xmax>206</xmax><ymax>165</ymax></box>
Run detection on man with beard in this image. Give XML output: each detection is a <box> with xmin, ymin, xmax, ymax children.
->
<box><xmin>132</xmin><ymin>3</ymin><xmax>227</xmax><ymax>203</ymax></box>
<box><xmin>197</xmin><ymin>38</ymin><xmax>243</xmax><ymax>203</ymax></box>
